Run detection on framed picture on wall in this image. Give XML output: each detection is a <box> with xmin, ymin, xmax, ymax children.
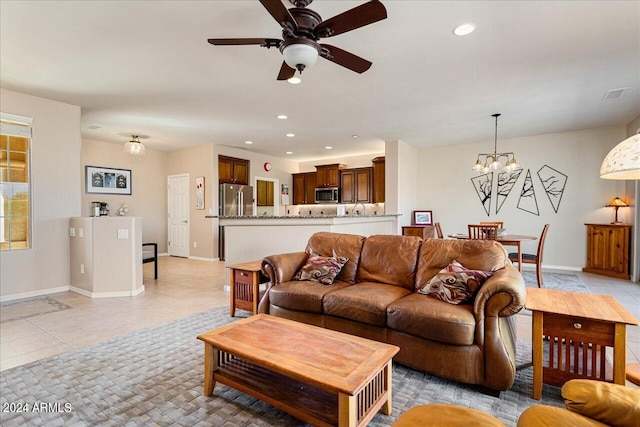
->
<box><xmin>195</xmin><ymin>176</ymin><xmax>205</xmax><ymax>210</ymax></box>
<box><xmin>85</xmin><ymin>165</ymin><xmax>132</xmax><ymax>195</ymax></box>
<box><xmin>413</xmin><ymin>210</ymin><xmax>433</xmax><ymax>225</ymax></box>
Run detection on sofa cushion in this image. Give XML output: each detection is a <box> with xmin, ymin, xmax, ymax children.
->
<box><xmin>415</xmin><ymin>239</ymin><xmax>508</xmax><ymax>288</ymax></box>
<box><xmin>323</xmin><ymin>282</ymin><xmax>412</xmax><ymax>327</ymax></box>
<box><xmin>386</xmin><ymin>293</ymin><xmax>476</xmax><ymax>346</ymax></box>
<box><xmin>357</xmin><ymin>234</ymin><xmax>422</xmax><ymax>290</ymax></box>
<box><xmin>417</xmin><ymin>260</ymin><xmax>493</xmax><ymax>304</ymax></box>
<box><xmin>305</xmin><ymin>232</ymin><xmax>366</xmax><ymax>284</ymax></box>
<box><xmin>292</xmin><ymin>252</ymin><xmax>349</xmax><ymax>285</ymax></box>
<box><xmin>269</xmin><ymin>280</ymin><xmax>352</xmax><ymax>313</ymax></box>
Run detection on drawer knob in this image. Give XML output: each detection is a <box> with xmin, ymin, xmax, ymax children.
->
<box><xmin>573</xmin><ymin>322</ymin><xmax>582</xmax><ymax>329</ymax></box>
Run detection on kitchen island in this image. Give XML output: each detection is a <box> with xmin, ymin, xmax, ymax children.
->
<box><xmin>218</xmin><ymin>214</ymin><xmax>399</xmax><ymax>265</ymax></box>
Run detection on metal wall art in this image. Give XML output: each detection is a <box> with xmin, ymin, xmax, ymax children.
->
<box><xmin>517</xmin><ymin>170</ymin><xmax>540</xmax><ymax>215</ymax></box>
<box><xmin>537</xmin><ymin>165</ymin><xmax>567</xmax><ymax>213</ymax></box>
<box><xmin>496</xmin><ymin>170</ymin><xmax>522</xmax><ymax>214</ymax></box>
<box><xmin>471</xmin><ymin>173</ymin><xmax>493</xmax><ymax>216</ymax></box>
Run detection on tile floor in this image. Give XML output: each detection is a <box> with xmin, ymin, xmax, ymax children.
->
<box><xmin>1</xmin><ymin>258</ymin><xmax>639</xmax><ymax>389</ymax></box>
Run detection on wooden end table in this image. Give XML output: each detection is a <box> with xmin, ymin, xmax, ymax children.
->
<box><xmin>525</xmin><ymin>288</ymin><xmax>639</xmax><ymax>400</ymax></box>
<box><xmin>228</xmin><ymin>260</ymin><xmax>267</xmax><ymax>316</ymax></box>
<box><xmin>197</xmin><ymin>314</ymin><xmax>399</xmax><ymax>427</ymax></box>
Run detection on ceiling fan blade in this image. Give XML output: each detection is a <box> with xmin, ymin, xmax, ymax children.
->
<box><xmin>314</xmin><ymin>0</ymin><xmax>387</xmax><ymax>38</ymax></box>
<box><xmin>320</xmin><ymin>44</ymin><xmax>372</xmax><ymax>73</ymax></box>
<box><xmin>277</xmin><ymin>62</ymin><xmax>297</xmax><ymax>80</ymax></box>
<box><xmin>208</xmin><ymin>38</ymin><xmax>282</xmax><ymax>48</ymax></box>
<box><xmin>259</xmin><ymin>0</ymin><xmax>297</xmax><ymax>29</ymax></box>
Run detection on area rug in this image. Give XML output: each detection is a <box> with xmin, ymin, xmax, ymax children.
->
<box><xmin>0</xmin><ymin>296</ymin><xmax>71</xmax><ymax>323</ymax></box>
<box><xmin>521</xmin><ymin>271</ymin><xmax>590</xmax><ymax>293</ymax></box>
<box><xmin>0</xmin><ymin>306</ymin><xmax>563</xmax><ymax>427</ymax></box>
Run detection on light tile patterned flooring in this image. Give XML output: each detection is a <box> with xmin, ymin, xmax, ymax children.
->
<box><xmin>2</xmin><ymin>257</ymin><xmax>640</xmax><ymax>388</ymax></box>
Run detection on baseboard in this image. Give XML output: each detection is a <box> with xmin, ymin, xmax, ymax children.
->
<box><xmin>70</xmin><ymin>285</ymin><xmax>145</xmax><ymax>299</ymax></box>
<box><xmin>518</xmin><ymin>264</ymin><xmax>582</xmax><ymax>272</ymax></box>
<box><xmin>0</xmin><ymin>286</ymin><xmax>70</xmax><ymax>303</ymax></box>
<box><xmin>188</xmin><ymin>256</ymin><xmax>216</xmax><ymax>262</ymax></box>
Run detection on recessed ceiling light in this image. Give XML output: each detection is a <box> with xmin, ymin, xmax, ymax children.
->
<box><xmin>325</xmin><ymin>146</ymin><xmax>333</xmax><ymax>150</ymax></box>
<box><xmin>286</xmin><ymin>151</ymin><xmax>293</xmax><ymax>155</ymax></box>
<box><xmin>352</xmin><ymin>134</ymin><xmax>360</xmax><ymax>139</ymax></box>
<box><xmin>244</xmin><ymin>141</ymin><xmax>253</xmax><ymax>145</ymax></box>
<box><xmin>453</xmin><ymin>23</ymin><xmax>476</xmax><ymax>36</ymax></box>
<box><xmin>286</xmin><ymin>133</ymin><xmax>295</xmax><ymax>137</ymax></box>
<box><xmin>276</xmin><ymin>114</ymin><xmax>288</xmax><ymax>120</ymax></box>
<box><xmin>87</xmin><ymin>125</ymin><xmax>101</xmax><ymax>130</ymax></box>
<box><xmin>288</xmin><ymin>76</ymin><xmax>301</xmax><ymax>85</ymax></box>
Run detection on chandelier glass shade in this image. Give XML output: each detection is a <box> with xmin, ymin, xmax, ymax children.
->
<box><xmin>472</xmin><ymin>114</ymin><xmax>520</xmax><ymax>174</ymax></box>
<box><xmin>124</xmin><ymin>135</ymin><xmax>146</xmax><ymax>155</ymax></box>
<box><xmin>599</xmin><ymin>134</ymin><xmax>640</xmax><ymax>180</ymax></box>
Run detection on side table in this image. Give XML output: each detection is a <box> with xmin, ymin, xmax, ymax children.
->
<box><xmin>228</xmin><ymin>260</ymin><xmax>268</xmax><ymax>316</ymax></box>
<box><xmin>525</xmin><ymin>288</ymin><xmax>638</xmax><ymax>400</ymax></box>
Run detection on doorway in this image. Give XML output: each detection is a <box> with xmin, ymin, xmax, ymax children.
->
<box><xmin>168</xmin><ymin>174</ymin><xmax>190</xmax><ymax>257</ymax></box>
<box><xmin>255</xmin><ymin>176</ymin><xmax>279</xmax><ymax>216</ymax></box>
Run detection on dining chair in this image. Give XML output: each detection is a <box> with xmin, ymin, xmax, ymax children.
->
<box><xmin>480</xmin><ymin>221</ymin><xmax>504</xmax><ymax>228</ymax></box>
<box><xmin>508</xmin><ymin>224</ymin><xmax>550</xmax><ymax>287</ymax></box>
<box><xmin>143</xmin><ymin>242</ymin><xmax>158</xmax><ymax>280</ymax></box>
<box><xmin>434</xmin><ymin>222</ymin><xmax>444</xmax><ymax>239</ymax></box>
<box><xmin>468</xmin><ymin>224</ymin><xmax>499</xmax><ymax>240</ymax></box>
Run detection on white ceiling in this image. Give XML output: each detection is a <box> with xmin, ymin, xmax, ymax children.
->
<box><xmin>1</xmin><ymin>1</ymin><xmax>638</xmax><ymax>161</ymax></box>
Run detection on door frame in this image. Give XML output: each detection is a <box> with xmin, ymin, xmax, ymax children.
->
<box><xmin>167</xmin><ymin>173</ymin><xmax>190</xmax><ymax>257</ymax></box>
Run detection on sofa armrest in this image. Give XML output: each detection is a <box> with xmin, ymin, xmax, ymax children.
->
<box><xmin>473</xmin><ymin>265</ymin><xmax>526</xmax><ymax>319</ymax></box>
<box><xmin>473</xmin><ymin>264</ymin><xmax>526</xmax><ymax>391</ymax></box>
<box><xmin>258</xmin><ymin>252</ymin><xmax>308</xmax><ymax>314</ymax></box>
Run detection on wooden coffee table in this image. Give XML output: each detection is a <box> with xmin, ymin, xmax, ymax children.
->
<box><xmin>525</xmin><ymin>288</ymin><xmax>639</xmax><ymax>400</ymax></box>
<box><xmin>197</xmin><ymin>314</ymin><xmax>400</xmax><ymax>427</ymax></box>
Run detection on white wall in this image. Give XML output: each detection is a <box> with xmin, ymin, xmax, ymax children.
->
<box><xmin>415</xmin><ymin>125</ymin><xmax>627</xmax><ymax>270</ymax></box>
<box><xmin>385</xmin><ymin>140</ymin><xmax>418</xmax><ymax>233</ymax></box>
<box><xmin>0</xmin><ymin>89</ymin><xmax>82</xmax><ymax>300</ymax></box>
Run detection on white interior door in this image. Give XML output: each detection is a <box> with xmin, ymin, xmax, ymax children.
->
<box><xmin>168</xmin><ymin>174</ymin><xmax>189</xmax><ymax>257</ymax></box>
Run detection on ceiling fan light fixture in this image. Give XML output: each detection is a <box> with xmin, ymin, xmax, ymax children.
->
<box><xmin>281</xmin><ymin>39</ymin><xmax>320</xmax><ymax>72</ymax></box>
<box><xmin>453</xmin><ymin>23</ymin><xmax>476</xmax><ymax>36</ymax></box>
<box><xmin>124</xmin><ymin>135</ymin><xmax>146</xmax><ymax>155</ymax></box>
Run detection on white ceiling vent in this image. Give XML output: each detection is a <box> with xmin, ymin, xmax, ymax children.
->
<box><xmin>602</xmin><ymin>88</ymin><xmax>627</xmax><ymax>100</ymax></box>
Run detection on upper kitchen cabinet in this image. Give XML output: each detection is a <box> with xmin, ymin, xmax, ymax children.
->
<box><xmin>372</xmin><ymin>156</ymin><xmax>385</xmax><ymax>203</ymax></box>
<box><xmin>340</xmin><ymin>167</ymin><xmax>372</xmax><ymax>204</ymax></box>
<box><xmin>315</xmin><ymin>164</ymin><xmax>346</xmax><ymax>188</ymax></box>
<box><xmin>292</xmin><ymin>172</ymin><xmax>317</xmax><ymax>205</ymax></box>
<box><xmin>219</xmin><ymin>155</ymin><xmax>249</xmax><ymax>185</ymax></box>
<box><xmin>257</xmin><ymin>180</ymin><xmax>274</xmax><ymax>206</ymax></box>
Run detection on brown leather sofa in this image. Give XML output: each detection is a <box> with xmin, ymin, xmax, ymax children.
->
<box><xmin>259</xmin><ymin>232</ymin><xmax>526</xmax><ymax>392</ymax></box>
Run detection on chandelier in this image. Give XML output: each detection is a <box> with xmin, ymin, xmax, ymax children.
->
<box><xmin>472</xmin><ymin>114</ymin><xmax>520</xmax><ymax>173</ymax></box>
<box><xmin>124</xmin><ymin>135</ymin><xmax>146</xmax><ymax>155</ymax></box>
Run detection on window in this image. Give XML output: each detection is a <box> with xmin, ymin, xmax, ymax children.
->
<box><xmin>0</xmin><ymin>113</ymin><xmax>32</xmax><ymax>251</ymax></box>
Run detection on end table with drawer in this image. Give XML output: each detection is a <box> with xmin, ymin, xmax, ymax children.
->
<box><xmin>525</xmin><ymin>287</ymin><xmax>639</xmax><ymax>400</ymax></box>
<box><xmin>228</xmin><ymin>260</ymin><xmax>268</xmax><ymax>316</ymax></box>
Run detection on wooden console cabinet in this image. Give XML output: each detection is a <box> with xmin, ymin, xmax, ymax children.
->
<box><xmin>583</xmin><ymin>223</ymin><xmax>631</xmax><ymax>280</ymax></box>
<box><xmin>402</xmin><ymin>225</ymin><xmax>434</xmax><ymax>239</ymax></box>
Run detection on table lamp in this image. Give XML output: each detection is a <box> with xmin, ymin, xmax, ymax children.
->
<box><xmin>606</xmin><ymin>197</ymin><xmax>628</xmax><ymax>224</ymax></box>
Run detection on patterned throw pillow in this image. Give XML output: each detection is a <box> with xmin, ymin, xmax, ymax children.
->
<box><xmin>292</xmin><ymin>251</ymin><xmax>349</xmax><ymax>285</ymax></box>
<box><xmin>417</xmin><ymin>260</ymin><xmax>493</xmax><ymax>304</ymax></box>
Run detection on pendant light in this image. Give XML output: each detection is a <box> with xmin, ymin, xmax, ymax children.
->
<box><xmin>124</xmin><ymin>135</ymin><xmax>146</xmax><ymax>155</ymax></box>
<box><xmin>600</xmin><ymin>134</ymin><xmax>640</xmax><ymax>180</ymax></box>
<box><xmin>472</xmin><ymin>114</ymin><xmax>520</xmax><ymax>173</ymax></box>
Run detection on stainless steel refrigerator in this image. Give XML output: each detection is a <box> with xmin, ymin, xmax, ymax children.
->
<box><xmin>219</xmin><ymin>183</ymin><xmax>254</xmax><ymax>217</ymax></box>
<box><xmin>218</xmin><ymin>183</ymin><xmax>253</xmax><ymax>261</ymax></box>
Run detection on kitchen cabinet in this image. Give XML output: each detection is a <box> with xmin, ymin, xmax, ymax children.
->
<box><xmin>315</xmin><ymin>164</ymin><xmax>346</xmax><ymax>188</ymax></box>
<box><xmin>257</xmin><ymin>180</ymin><xmax>274</xmax><ymax>206</ymax></box>
<box><xmin>219</xmin><ymin>155</ymin><xmax>249</xmax><ymax>185</ymax></box>
<box><xmin>402</xmin><ymin>226</ymin><xmax>434</xmax><ymax>239</ymax></box>
<box><xmin>583</xmin><ymin>223</ymin><xmax>631</xmax><ymax>280</ymax></box>
<box><xmin>292</xmin><ymin>172</ymin><xmax>317</xmax><ymax>205</ymax></box>
<box><xmin>340</xmin><ymin>167</ymin><xmax>372</xmax><ymax>203</ymax></box>
<box><xmin>372</xmin><ymin>156</ymin><xmax>385</xmax><ymax>203</ymax></box>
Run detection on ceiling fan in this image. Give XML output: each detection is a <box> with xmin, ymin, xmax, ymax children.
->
<box><xmin>208</xmin><ymin>0</ymin><xmax>387</xmax><ymax>81</ymax></box>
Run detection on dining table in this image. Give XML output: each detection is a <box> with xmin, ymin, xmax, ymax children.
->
<box><xmin>448</xmin><ymin>233</ymin><xmax>537</xmax><ymax>272</ymax></box>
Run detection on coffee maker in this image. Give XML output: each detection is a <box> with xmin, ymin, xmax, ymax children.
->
<box><xmin>91</xmin><ymin>202</ymin><xmax>110</xmax><ymax>217</ymax></box>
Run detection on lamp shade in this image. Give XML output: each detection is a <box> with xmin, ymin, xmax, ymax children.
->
<box><xmin>600</xmin><ymin>134</ymin><xmax>640</xmax><ymax>180</ymax></box>
<box><xmin>606</xmin><ymin>197</ymin><xmax>628</xmax><ymax>208</ymax></box>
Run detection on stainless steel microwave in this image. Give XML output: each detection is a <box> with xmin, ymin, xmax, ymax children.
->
<box><xmin>315</xmin><ymin>187</ymin><xmax>339</xmax><ymax>203</ymax></box>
